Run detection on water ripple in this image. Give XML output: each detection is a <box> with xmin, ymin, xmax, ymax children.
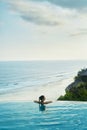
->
<box><xmin>0</xmin><ymin>101</ymin><xmax>87</xmax><ymax>130</ymax></box>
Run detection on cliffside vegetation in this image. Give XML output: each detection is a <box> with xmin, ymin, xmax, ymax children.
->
<box><xmin>58</xmin><ymin>69</ymin><xmax>87</xmax><ymax>101</ymax></box>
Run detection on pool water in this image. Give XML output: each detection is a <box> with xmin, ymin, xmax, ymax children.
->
<box><xmin>0</xmin><ymin>101</ymin><xmax>87</xmax><ymax>130</ymax></box>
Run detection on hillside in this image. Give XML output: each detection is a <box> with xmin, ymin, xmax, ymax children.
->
<box><xmin>58</xmin><ymin>69</ymin><xmax>87</xmax><ymax>101</ymax></box>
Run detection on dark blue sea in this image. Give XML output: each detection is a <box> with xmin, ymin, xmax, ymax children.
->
<box><xmin>0</xmin><ymin>60</ymin><xmax>87</xmax><ymax>130</ymax></box>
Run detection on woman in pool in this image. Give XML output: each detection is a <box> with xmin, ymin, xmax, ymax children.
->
<box><xmin>34</xmin><ymin>95</ymin><xmax>52</xmax><ymax>104</ymax></box>
<box><xmin>34</xmin><ymin>95</ymin><xmax>52</xmax><ymax>111</ymax></box>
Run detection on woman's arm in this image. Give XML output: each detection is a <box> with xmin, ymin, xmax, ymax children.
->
<box><xmin>34</xmin><ymin>100</ymin><xmax>40</xmax><ymax>104</ymax></box>
<box><xmin>34</xmin><ymin>100</ymin><xmax>52</xmax><ymax>104</ymax></box>
<box><xmin>44</xmin><ymin>101</ymin><xmax>52</xmax><ymax>104</ymax></box>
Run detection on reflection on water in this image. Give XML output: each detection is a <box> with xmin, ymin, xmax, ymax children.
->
<box><xmin>39</xmin><ymin>104</ymin><xmax>46</xmax><ymax>111</ymax></box>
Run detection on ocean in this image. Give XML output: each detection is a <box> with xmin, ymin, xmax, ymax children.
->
<box><xmin>0</xmin><ymin>60</ymin><xmax>87</xmax><ymax>130</ymax></box>
<box><xmin>0</xmin><ymin>60</ymin><xmax>87</xmax><ymax>101</ymax></box>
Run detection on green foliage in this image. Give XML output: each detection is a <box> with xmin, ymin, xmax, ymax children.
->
<box><xmin>75</xmin><ymin>68</ymin><xmax>87</xmax><ymax>82</ymax></box>
<box><xmin>78</xmin><ymin>68</ymin><xmax>87</xmax><ymax>76</ymax></box>
<box><xmin>58</xmin><ymin>92</ymin><xmax>74</xmax><ymax>101</ymax></box>
<box><xmin>58</xmin><ymin>82</ymin><xmax>87</xmax><ymax>101</ymax></box>
<box><xmin>58</xmin><ymin>68</ymin><xmax>87</xmax><ymax>101</ymax></box>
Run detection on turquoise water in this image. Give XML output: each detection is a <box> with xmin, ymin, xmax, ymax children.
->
<box><xmin>0</xmin><ymin>101</ymin><xmax>87</xmax><ymax>130</ymax></box>
<box><xmin>0</xmin><ymin>61</ymin><xmax>87</xmax><ymax>129</ymax></box>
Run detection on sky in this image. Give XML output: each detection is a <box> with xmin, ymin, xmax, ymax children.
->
<box><xmin>0</xmin><ymin>0</ymin><xmax>87</xmax><ymax>61</ymax></box>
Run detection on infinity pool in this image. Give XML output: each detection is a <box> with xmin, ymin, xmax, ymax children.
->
<box><xmin>0</xmin><ymin>101</ymin><xmax>87</xmax><ymax>130</ymax></box>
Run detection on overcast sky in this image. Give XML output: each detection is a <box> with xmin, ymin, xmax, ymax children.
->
<box><xmin>0</xmin><ymin>0</ymin><xmax>87</xmax><ymax>61</ymax></box>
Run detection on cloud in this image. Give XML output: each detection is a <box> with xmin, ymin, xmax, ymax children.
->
<box><xmin>47</xmin><ymin>0</ymin><xmax>87</xmax><ymax>9</ymax></box>
<box><xmin>70</xmin><ymin>28</ymin><xmax>87</xmax><ymax>37</ymax></box>
<box><xmin>2</xmin><ymin>0</ymin><xmax>87</xmax><ymax>39</ymax></box>
<box><xmin>4</xmin><ymin>0</ymin><xmax>81</xmax><ymax>26</ymax></box>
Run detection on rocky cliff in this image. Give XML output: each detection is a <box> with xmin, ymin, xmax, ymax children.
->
<box><xmin>58</xmin><ymin>69</ymin><xmax>87</xmax><ymax>101</ymax></box>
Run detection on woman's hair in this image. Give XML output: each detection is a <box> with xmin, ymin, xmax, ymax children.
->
<box><xmin>39</xmin><ymin>95</ymin><xmax>45</xmax><ymax>102</ymax></box>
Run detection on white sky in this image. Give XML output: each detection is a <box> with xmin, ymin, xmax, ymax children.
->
<box><xmin>0</xmin><ymin>0</ymin><xmax>87</xmax><ymax>61</ymax></box>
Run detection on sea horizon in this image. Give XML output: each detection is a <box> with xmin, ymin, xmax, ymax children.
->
<box><xmin>0</xmin><ymin>60</ymin><xmax>87</xmax><ymax>102</ymax></box>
